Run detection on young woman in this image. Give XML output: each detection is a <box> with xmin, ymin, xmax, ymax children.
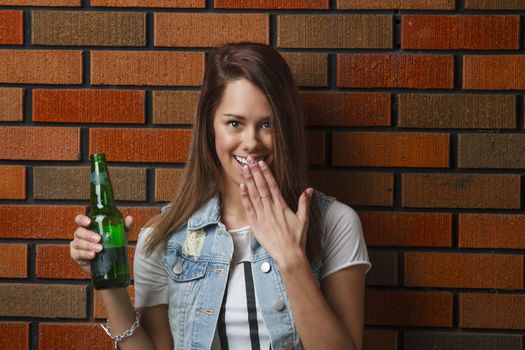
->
<box><xmin>70</xmin><ymin>42</ymin><xmax>371</xmax><ymax>350</ymax></box>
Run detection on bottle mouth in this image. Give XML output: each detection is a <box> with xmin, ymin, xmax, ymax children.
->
<box><xmin>90</xmin><ymin>153</ymin><xmax>106</xmax><ymax>161</ymax></box>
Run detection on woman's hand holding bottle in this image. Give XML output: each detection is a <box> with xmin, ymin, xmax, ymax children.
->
<box><xmin>69</xmin><ymin>214</ymin><xmax>134</xmax><ymax>274</ymax></box>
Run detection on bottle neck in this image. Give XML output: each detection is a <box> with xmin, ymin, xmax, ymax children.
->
<box><xmin>90</xmin><ymin>159</ymin><xmax>116</xmax><ymax>210</ymax></box>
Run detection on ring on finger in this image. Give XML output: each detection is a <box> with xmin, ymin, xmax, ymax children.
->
<box><xmin>260</xmin><ymin>193</ymin><xmax>271</xmax><ymax>199</ymax></box>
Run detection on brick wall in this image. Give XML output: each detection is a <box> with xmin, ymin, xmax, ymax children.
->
<box><xmin>0</xmin><ymin>0</ymin><xmax>524</xmax><ymax>349</ymax></box>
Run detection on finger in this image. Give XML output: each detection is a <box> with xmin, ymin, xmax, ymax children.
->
<box><xmin>74</xmin><ymin>227</ymin><xmax>100</xmax><ymax>243</ymax></box>
<box><xmin>259</xmin><ymin>160</ymin><xmax>285</xmax><ymax>206</ymax></box>
<box><xmin>70</xmin><ymin>245</ymin><xmax>96</xmax><ymax>261</ymax></box>
<box><xmin>70</xmin><ymin>236</ymin><xmax>103</xmax><ymax>253</ymax></box>
<box><xmin>75</xmin><ymin>214</ymin><xmax>91</xmax><ymax>227</ymax></box>
<box><xmin>248</xmin><ymin>157</ymin><xmax>271</xmax><ymax>203</ymax></box>
<box><xmin>125</xmin><ymin>216</ymin><xmax>134</xmax><ymax>232</ymax></box>
<box><xmin>242</xmin><ymin>164</ymin><xmax>264</xmax><ymax>211</ymax></box>
<box><xmin>296</xmin><ymin>188</ymin><xmax>313</xmax><ymax>225</ymax></box>
<box><xmin>240</xmin><ymin>182</ymin><xmax>257</xmax><ymax>222</ymax></box>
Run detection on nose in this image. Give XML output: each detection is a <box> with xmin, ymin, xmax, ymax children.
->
<box><xmin>242</xmin><ymin>127</ymin><xmax>262</xmax><ymax>152</ymax></box>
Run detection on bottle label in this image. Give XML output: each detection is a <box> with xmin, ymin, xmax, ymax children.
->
<box><xmin>91</xmin><ymin>172</ymin><xmax>108</xmax><ymax>185</ymax></box>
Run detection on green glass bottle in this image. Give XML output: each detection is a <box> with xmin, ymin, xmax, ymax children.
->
<box><xmin>88</xmin><ymin>153</ymin><xmax>130</xmax><ymax>290</ymax></box>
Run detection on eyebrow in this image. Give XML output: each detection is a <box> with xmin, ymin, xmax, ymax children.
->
<box><xmin>223</xmin><ymin>113</ymin><xmax>271</xmax><ymax>120</ymax></box>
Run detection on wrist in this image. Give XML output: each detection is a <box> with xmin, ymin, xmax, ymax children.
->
<box><xmin>275</xmin><ymin>248</ymin><xmax>309</xmax><ymax>275</ymax></box>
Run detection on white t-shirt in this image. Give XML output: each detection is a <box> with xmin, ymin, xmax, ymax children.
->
<box><xmin>134</xmin><ymin>200</ymin><xmax>371</xmax><ymax>348</ymax></box>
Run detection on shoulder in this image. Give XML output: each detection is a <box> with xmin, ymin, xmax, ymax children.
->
<box><xmin>325</xmin><ymin>199</ymin><xmax>361</xmax><ymax>231</ymax></box>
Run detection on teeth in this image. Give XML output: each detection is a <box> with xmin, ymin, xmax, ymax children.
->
<box><xmin>234</xmin><ymin>155</ymin><xmax>264</xmax><ymax>165</ymax></box>
<box><xmin>234</xmin><ymin>155</ymin><xmax>249</xmax><ymax>165</ymax></box>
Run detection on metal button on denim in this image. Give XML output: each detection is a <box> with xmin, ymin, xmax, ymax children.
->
<box><xmin>273</xmin><ymin>299</ymin><xmax>285</xmax><ymax>311</ymax></box>
<box><xmin>173</xmin><ymin>261</ymin><xmax>183</xmax><ymax>274</ymax></box>
<box><xmin>260</xmin><ymin>262</ymin><xmax>271</xmax><ymax>273</ymax></box>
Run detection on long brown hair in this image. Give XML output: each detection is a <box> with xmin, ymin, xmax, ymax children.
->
<box><xmin>144</xmin><ymin>42</ymin><xmax>321</xmax><ymax>263</ymax></box>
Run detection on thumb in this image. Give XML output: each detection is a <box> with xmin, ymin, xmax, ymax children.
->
<box><xmin>125</xmin><ymin>215</ymin><xmax>135</xmax><ymax>232</ymax></box>
<box><xmin>296</xmin><ymin>188</ymin><xmax>313</xmax><ymax>224</ymax></box>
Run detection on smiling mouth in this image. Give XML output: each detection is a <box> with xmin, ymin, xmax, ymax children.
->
<box><xmin>233</xmin><ymin>155</ymin><xmax>265</xmax><ymax>166</ymax></box>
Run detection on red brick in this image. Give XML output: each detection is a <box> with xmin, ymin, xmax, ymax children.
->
<box><xmin>0</xmin><ymin>50</ymin><xmax>82</xmax><ymax>84</ymax></box>
<box><xmin>0</xmin><ymin>205</ymin><xmax>83</xmax><ymax>239</ymax></box>
<box><xmin>278</xmin><ymin>15</ymin><xmax>392</xmax><ymax>49</ymax></box>
<box><xmin>460</xmin><ymin>293</ymin><xmax>525</xmax><ymax>329</ymax></box>
<box><xmin>363</xmin><ymin>330</ymin><xmax>398</xmax><ymax>350</ymax></box>
<box><xmin>0</xmin><ymin>322</ymin><xmax>29</xmax><ymax>350</ymax></box>
<box><xmin>306</xmin><ymin>131</ymin><xmax>325</xmax><ymax>166</ymax></box>
<box><xmin>0</xmin><ymin>283</ymin><xmax>86</xmax><ymax>318</ymax></box>
<box><xmin>0</xmin><ymin>10</ymin><xmax>23</xmax><ymax>44</ymax></box>
<box><xmin>310</xmin><ymin>171</ymin><xmax>393</xmax><ymax>207</ymax></box>
<box><xmin>33</xmin><ymin>89</ymin><xmax>144</xmax><ymax>124</ymax></box>
<box><xmin>459</xmin><ymin>214</ymin><xmax>525</xmax><ymax>249</ymax></box>
<box><xmin>120</xmin><ymin>207</ymin><xmax>160</xmax><ymax>241</ymax></box>
<box><xmin>93</xmin><ymin>285</ymin><xmax>134</xmax><ymax>319</ymax></box>
<box><xmin>332</xmin><ymin>132</ymin><xmax>449</xmax><ymax>167</ymax></box>
<box><xmin>36</xmin><ymin>244</ymin><xmax>89</xmax><ymax>280</ymax></box>
<box><xmin>0</xmin><ymin>127</ymin><xmax>80</xmax><ymax>160</ymax></box>
<box><xmin>359</xmin><ymin>211</ymin><xmax>452</xmax><ymax>247</ymax></box>
<box><xmin>302</xmin><ymin>92</ymin><xmax>390</xmax><ymax>127</ymax></box>
<box><xmin>155</xmin><ymin>13</ymin><xmax>268</xmax><ymax>47</ymax></box>
<box><xmin>92</xmin><ymin>0</ymin><xmax>204</xmax><ymax>7</ymax></box>
<box><xmin>366</xmin><ymin>290</ymin><xmax>453</xmax><ymax>327</ymax></box>
<box><xmin>0</xmin><ymin>166</ymin><xmax>25</xmax><ymax>199</ymax></box>
<box><xmin>89</xmin><ymin>128</ymin><xmax>191</xmax><ymax>163</ymax></box>
<box><xmin>402</xmin><ymin>15</ymin><xmax>519</xmax><ymax>50</ymax></box>
<box><xmin>39</xmin><ymin>323</ymin><xmax>112</xmax><ymax>350</ymax></box>
<box><xmin>0</xmin><ymin>244</ymin><xmax>27</xmax><ymax>278</ymax></box>
<box><xmin>216</xmin><ymin>0</ymin><xmax>328</xmax><ymax>9</ymax></box>
<box><xmin>36</xmin><ymin>244</ymin><xmax>135</xmax><ymax>280</ymax></box>
<box><xmin>465</xmin><ymin>0</ymin><xmax>525</xmax><ymax>9</ymax></box>
<box><xmin>155</xmin><ymin>168</ymin><xmax>185</xmax><ymax>202</ymax></box>
<box><xmin>337</xmin><ymin>0</ymin><xmax>454</xmax><ymax>9</ymax></box>
<box><xmin>338</xmin><ymin>54</ymin><xmax>454</xmax><ymax>89</ymax></box>
<box><xmin>91</xmin><ymin>51</ymin><xmax>204</xmax><ymax>86</ymax></box>
<box><xmin>0</xmin><ymin>0</ymin><xmax>78</xmax><ymax>4</ymax></box>
<box><xmin>405</xmin><ymin>252</ymin><xmax>523</xmax><ymax>289</ymax></box>
<box><xmin>0</xmin><ymin>88</ymin><xmax>23</xmax><ymax>121</ymax></box>
<box><xmin>464</xmin><ymin>55</ymin><xmax>525</xmax><ymax>90</ymax></box>
<box><xmin>402</xmin><ymin>174</ymin><xmax>521</xmax><ymax>209</ymax></box>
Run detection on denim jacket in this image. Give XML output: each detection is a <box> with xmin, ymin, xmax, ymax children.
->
<box><xmin>162</xmin><ymin>191</ymin><xmax>335</xmax><ymax>350</ymax></box>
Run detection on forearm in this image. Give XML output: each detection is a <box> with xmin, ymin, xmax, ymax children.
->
<box><xmin>99</xmin><ymin>288</ymin><xmax>155</xmax><ymax>350</ymax></box>
<box><xmin>278</xmin><ymin>252</ymin><xmax>358</xmax><ymax>350</ymax></box>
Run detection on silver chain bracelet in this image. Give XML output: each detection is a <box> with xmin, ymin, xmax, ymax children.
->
<box><xmin>100</xmin><ymin>310</ymin><xmax>141</xmax><ymax>349</ymax></box>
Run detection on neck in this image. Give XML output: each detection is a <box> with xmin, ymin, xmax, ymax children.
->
<box><xmin>219</xmin><ymin>179</ymin><xmax>248</xmax><ymax>228</ymax></box>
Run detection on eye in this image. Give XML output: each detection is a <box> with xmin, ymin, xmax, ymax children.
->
<box><xmin>227</xmin><ymin>121</ymin><xmax>240</xmax><ymax>128</ymax></box>
<box><xmin>261</xmin><ymin>120</ymin><xmax>271</xmax><ymax>129</ymax></box>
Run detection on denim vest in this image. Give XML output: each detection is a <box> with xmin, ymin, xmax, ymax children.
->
<box><xmin>162</xmin><ymin>191</ymin><xmax>335</xmax><ymax>350</ymax></box>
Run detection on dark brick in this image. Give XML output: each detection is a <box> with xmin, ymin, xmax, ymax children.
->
<box><xmin>33</xmin><ymin>166</ymin><xmax>146</xmax><ymax>201</ymax></box>
<box><xmin>398</xmin><ymin>94</ymin><xmax>515</xmax><ymax>129</ymax></box>
<box><xmin>310</xmin><ymin>171</ymin><xmax>393</xmax><ymax>207</ymax></box>
<box><xmin>405</xmin><ymin>331</ymin><xmax>523</xmax><ymax>350</ymax></box>
<box><xmin>366</xmin><ymin>251</ymin><xmax>398</xmax><ymax>286</ymax></box>
<box><xmin>459</xmin><ymin>134</ymin><xmax>525</xmax><ymax>169</ymax></box>
<box><xmin>32</xmin><ymin>11</ymin><xmax>145</xmax><ymax>46</ymax></box>
<box><xmin>402</xmin><ymin>174</ymin><xmax>521</xmax><ymax>209</ymax></box>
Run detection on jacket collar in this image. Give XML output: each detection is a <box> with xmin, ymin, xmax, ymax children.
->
<box><xmin>187</xmin><ymin>196</ymin><xmax>221</xmax><ymax>230</ymax></box>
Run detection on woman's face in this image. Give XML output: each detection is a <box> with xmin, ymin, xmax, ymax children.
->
<box><xmin>213</xmin><ymin>78</ymin><xmax>274</xmax><ymax>193</ymax></box>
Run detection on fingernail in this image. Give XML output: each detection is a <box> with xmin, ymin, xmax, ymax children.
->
<box><xmin>91</xmin><ymin>234</ymin><xmax>99</xmax><ymax>242</ymax></box>
<box><xmin>306</xmin><ymin>188</ymin><xmax>313</xmax><ymax>196</ymax></box>
<box><xmin>240</xmin><ymin>183</ymin><xmax>247</xmax><ymax>192</ymax></box>
<box><xmin>258</xmin><ymin>160</ymin><xmax>266</xmax><ymax>169</ymax></box>
<box><xmin>243</xmin><ymin>165</ymin><xmax>250</xmax><ymax>173</ymax></box>
<box><xmin>248</xmin><ymin>157</ymin><xmax>256</xmax><ymax>165</ymax></box>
